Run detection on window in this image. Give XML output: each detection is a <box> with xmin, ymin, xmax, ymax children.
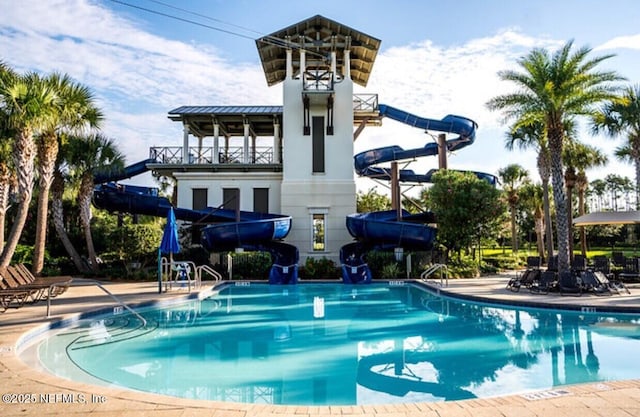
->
<box><xmin>192</xmin><ymin>188</ymin><xmax>208</xmax><ymax>210</ymax></box>
<box><xmin>191</xmin><ymin>188</ymin><xmax>208</xmax><ymax>242</ymax></box>
<box><xmin>312</xmin><ymin>116</ymin><xmax>325</xmax><ymax>173</ymax></box>
<box><xmin>223</xmin><ymin>188</ymin><xmax>240</xmax><ymax>211</ymax></box>
<box><xmin>312</xmin><ymin>213</ymin><xmax>325</xmax><ymax>251</ymax></box>
<box><xmin>253</xmin><ymin>188</ymin><xmax>269</xmax><ymax>213</ymax></box>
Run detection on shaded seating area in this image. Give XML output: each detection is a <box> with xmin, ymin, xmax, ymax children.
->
<box><xmin>0</xmin><ymin>265</ymin><xmax>71</xmax><ymax>312</ymax></box>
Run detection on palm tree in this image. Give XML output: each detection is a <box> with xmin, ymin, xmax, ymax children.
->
<box><xmin>593</xmin><ymin>85</ymin><xmax>640</xmax><ymax>208</ymax></box>
<box><xmin>31</xmin><ymin>73</ymin><xmax>102</xmax><ymax>275</ymax></box>
<box><xmin>487</xmin><ymin>41</ymin><xmax>623</xmax><ymax>274</ymax></box>
<box><xmin>505</xmin><ymin>122</ymin><xmax>555</xmax><ymax>262</ymax></box>
<box><xmin>563</xmin><ymin>142</ymin><xmax>608</xmax><ymax>257</ymax></box>
<box><xmin>65</xmin><ymin>133</ymin><xmax>124</xmax><ymax>270</ymax></box>
<box><xmin>589</xmin><ymin>178</ymin><xmax>607</xmax><ymax>211</ymax></box>
<box><xmin>0</xmin><ymin>68</ymin><xmax>58</xmax><ymax>270</ymax></box>
<box><xmin>519</xmin><ymin>182</ymin><xmax>545</xmax><ymax>260</ymax></box>
<box><xmin>497</xmin><ymin>164</ymin><xmax>529</xmax><ymax>254</ymax></box>
<box><xmin>0</xmin><ymin>126</ymin><xmax>16</xmax><ymax>254</ymax></box>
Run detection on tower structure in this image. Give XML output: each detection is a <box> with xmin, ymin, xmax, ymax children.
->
<box><xmin>256</xmin><ymin>16</ymin><xmax>380</xmax><ymax>261</ymax></box>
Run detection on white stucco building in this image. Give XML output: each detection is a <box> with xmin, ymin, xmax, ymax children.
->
<box><xmin>149</xmin><ymin>15</ymin><xmax>382</xmax><ymax>264</ymax></box>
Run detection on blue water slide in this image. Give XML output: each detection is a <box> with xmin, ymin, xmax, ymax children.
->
<box><xmin>93</xmin><ymin>158</ymin><xmax>157</xmax><ymax>184</ymax></box>
<box><xmin>340</xmin><ymin>242</ymin><xmax>372</xmax><ymax>284</ymax></box>
<box><xmin>93</xmin><ymin>160</ymin><xmax>298</xmax><ymax>284</ymax></box>
<box><xmin>343</xmin><ymin>105</ymin><xmax>485</xmax><ymax>282</ymax></box>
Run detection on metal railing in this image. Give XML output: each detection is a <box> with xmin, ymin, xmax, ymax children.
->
<box><xmin>149</xmin><ymin>146</ymin><xmax>275</xmax><ymax>165</ymax></box>
<box><xmin>47</xmin><ymin>279</ymin><xmax>147</xmax><ymax>327</ymax></box>
<box><xmin>353</xmin><ymin>94</ymin><xmax>378</xmax><ymax>112</ymax></box>
<box><xmin>420</xmin><ymin>264</ymin><xmax>448</xmax><ymax>287</ymax></box>
<box><xmin>196</xmin><ymin>264</ymin><xmax>222</xmax><ymax>282</ymax></box>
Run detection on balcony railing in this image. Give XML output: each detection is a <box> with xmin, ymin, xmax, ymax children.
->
<box><xmin>150</xmin><ymin>146</ymin><xmax>276</xmax><ymax>165</ymax></box>
<box><xmin>353</xmin><ymin>94</ymin><xmax>378</xmax><ymax>112</ymax></box>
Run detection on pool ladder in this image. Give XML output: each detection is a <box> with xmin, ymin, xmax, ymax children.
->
<box><xmin>46</xmin><ymin>279</ymin><xmax>147</xmax><ymax>328</ymax></box>
<box><xmin>420</xmin><ymin>263</ymin><xmax>448</xmax><ymax>287</ymax></box>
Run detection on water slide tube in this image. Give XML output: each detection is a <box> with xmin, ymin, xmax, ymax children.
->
<box><xmin>92</xmin><ymin>161</ymin><xmax>298</xmax><ymax>284</ymax></box>
<box><xmin>342</xmin><ymin>105</ymin><xmax>487</xmax><ymax>283</ymax></box>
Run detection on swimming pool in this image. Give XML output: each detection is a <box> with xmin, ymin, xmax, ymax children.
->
<box><xmin>21</xmin><ymin>282</ymin><xmax>640</xmax><ymax>405</ymax></box>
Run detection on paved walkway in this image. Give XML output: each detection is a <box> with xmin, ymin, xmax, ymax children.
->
<box><xmin>1</xmin><ymin>276</ymin><xmax>640</xmax><ymax>416</ymax></box>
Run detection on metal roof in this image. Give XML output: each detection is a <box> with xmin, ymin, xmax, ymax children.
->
<box><xmin>168</xmin><ymin>106</ymin><xmax>283</xmax><ymax>138</ymax></box>
<box><xmin>255</xmin><ymin>15</ymin><xmax>381</xmax><ymax>87</ymax></box>
<box><xmin>168</xmin><ymin>105</ymin><xmax>283</xmax><ymax>116</ymax></box>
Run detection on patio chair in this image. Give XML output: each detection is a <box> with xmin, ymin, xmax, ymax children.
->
<box><xmin>530</xmin><ymin>270</ymin><xmax>558</xmax><ymax>294</ymax></box>
<box><xmin>547</xmin><ymin>256</ymin><xmax>558</xmax><ymax>272</ymax></box>
<box><xmin>579</xmin><ymin>270</ymin><xmax>612</xmax><ymax>295</ymax></box>
<box><xmin>571</xmin><ymin>255</ymin><xmax>588</xmax><ymax>272</ymax></box>
<box><xmin>618</xmin><ymin>257</ymin><xmax>640</xmax><ymax>282</ymax></box>
<box><xmin>612</xmin><ymin>251</ymin><xmax>626</xmax><ymax>267</ymax></box>
<box><xmin>592</xmin><ymin>256</ymin><xmax>611</xmax><ymax>276</ymax></box>
<box><xmin>0</xmin><ymin>279</ymin><xmax>37</xmax><ymax>312</ymax></box>
<box><xmin>592</xmin><ymin>270</ymin><xmax>631</xmax><ymax>295</ymax></box>
<box><xmin>558</xmin><ymin>271</ymin><xmax>583</xmax><ymax>296</ymax></box>
<box><xmin>506</xmin><ymin>268</ymin><xmax>541</xmax><ymax>292</ymax></box>
<box><xmin>5</xmin><ymin>264</ymin><xmax>71</xmax><ymax>302</ymax></box>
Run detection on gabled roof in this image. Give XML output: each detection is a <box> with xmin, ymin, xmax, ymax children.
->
<box><xmin>255</xmin><ymin>15</ymin><xmax>381</xmax><ymax>87</ymax></box>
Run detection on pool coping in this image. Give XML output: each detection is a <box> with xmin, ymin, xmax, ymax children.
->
<box><xmin>2</xmin><ymin>277</ymin><xmax>640</xmax><ymax>416</ymax></box>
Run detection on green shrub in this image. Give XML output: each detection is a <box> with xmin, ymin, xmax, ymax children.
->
<box><xmin>299</xmin><ymin>257</ymin><xmax>340</xmax><ymax>279</ymax></box>
<box><xmin>381</xmin><ymin>263</ymin><xmax>401</xmax><ymax>279</ymax></box>
<box><xmin>229</xmin><ymin>251</ymin><xmax>271</xmax><ymax>280</ymax></box>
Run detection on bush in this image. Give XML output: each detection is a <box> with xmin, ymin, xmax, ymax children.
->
<box><xmin>299</xmin><ymin>257</ymin><xmax>340</xmax><ymax>279</ymax></box>
<box><xmin>228</xmin><ymin>251</ymin><xmax>271</xmax><ymax>280</ymax></box>
<box><xmin>381</xmin><ymin>263</ymin><xmax>401</xmax><ymax>279</ymax></box>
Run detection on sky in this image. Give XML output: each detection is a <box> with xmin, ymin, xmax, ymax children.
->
<box><xmin>1</xmin><ymin>0</ymin><xmax>640</xmax><ymax>194</ymax></box>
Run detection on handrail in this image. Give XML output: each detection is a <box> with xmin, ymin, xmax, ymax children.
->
<box><xmin>47</xmin><ymin>279</ymin><xmax>147</xmax><ymax>328</ymax></box>
<box><xmin>196</xmin><ymin>264</ymin><xmax>222</xmax><ymax>282</ymax></box>
<box><xmin>420</xmin><ymin>263</ymin><xmax>448</xmax><ymax>287</ymax></box>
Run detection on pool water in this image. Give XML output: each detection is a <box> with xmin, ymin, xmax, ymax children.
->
<box><xmin>27</xmin><ymin>283</ymin><xmax>640</xmax><ymax>405</ymax></box>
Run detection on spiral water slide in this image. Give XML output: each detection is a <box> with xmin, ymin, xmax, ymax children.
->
<box><xmin>341</xmin><ymin>105</ymin><xmax>483</xmax><ymax>283</ymax></box>
<box><xmin>92</xmin><ymin>160</ymin><xmax>297</xmax><ymax>284</ymax></box>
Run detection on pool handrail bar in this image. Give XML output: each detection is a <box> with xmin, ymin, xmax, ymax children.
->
<box><xmin>420</xmin><ymin>263</ymin><xmax>448</xmax><ymax>287</ymax></box>
<box><xmin>46</xmin><ymin>279</ymin><xmax>147</xmax><ymax>328</ymax></box>
<box><xmin>196</xmin><ymin>264</ymin><xmax>222</xmax><ymax>282</ymax></box>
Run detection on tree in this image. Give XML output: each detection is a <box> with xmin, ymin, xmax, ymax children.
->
<box><xmin>0</xmin><ymin>119</ymin><xmax>15</xmax><ymax>254</ymax></box>
<box><xmin>563</xmin><ymin>142</ymin><xmax>608</xmax><ymax>256</ymax></box>
<box><xmin>593</xmin><ymin>85</ymin><xmax>640</xmax><ymax>208</ymax></box>
<box><xmin>65</xmin><ymin>133</ymin><xmax>124</xmax><ymax>270</ymax></box>
<box><xmin>425</xmin><ymin>170</ymin><xmax>505</xmax><ymax>259</ymax></box>
<box><xmin>519</xmin><ymin>182</ymin><xmax>545</xmax><ymax>260</ymax></box>
<box><xmin>31</xmin><ymin>73</ymin><xmax>103</xmax><ymax>275</ymax></box>
<box><xmin>0</xmin><ymin>68</ymin><xmax>58</xmax><ymax>269</ymax></box>
<box><xmin>588</xmin><ymin>178</ymin><xmax>607</xmax><ymax>211</ymax></box>
<box><xmin>504</xmin><ymin>122</ymin><xmax>555</xmax><ymax>262</ymax></box>
<box><xmin>487</xmin><ymin>41</ymin><xmax>622</xmax><ymax>274</ymax></box>
<box><xmin>356</xmin><ymin>187</ymin><xmax>391</xmax><ymax>213</ymax></box>
<box><xmin>497</xmin><ymin>164</ymin><xmax>529</xmax><ymax>254</ymax></box>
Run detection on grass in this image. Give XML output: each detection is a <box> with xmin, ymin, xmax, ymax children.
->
<box><xmin>482</xmin><ymin>247</ymin><xmax>640</xmax><ymax>259</ymax></box>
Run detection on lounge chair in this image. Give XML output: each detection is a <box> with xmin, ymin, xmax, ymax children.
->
<box><xmin>0</xmin><ymin>275</ymin><xmax>40</xmax><ymax>312</ymax></box>
<box><xmin>558</xmin><ymin>271</ymin><xmax>583</xmax><ymax>296</ymax></box>
<box><xmin>593</xmin><ymin>270</ymin><xmax>631</xmax><ymax>294</ymax></box>
<box><xmin>593</xmin><ymin>256</ymin><xmax>611</xmax><ymax>275</ymax></box>
<box><xmin>618</xmin><ymin>257</ymin><xmax>640</xmax><ymax>282</ymax></box>
<box><xmin>579</xmin><ymin>270</ymin><xmax>612</xmax><ymax>295</ymax></box>
<box><xmin>530</xmin><ymin>271</ymin><xmax>558</xmax><ymax>294</ymax></box>
<box><xmin>506</xmin><ymin>256</ymin><xmax>542</xmax><ymax>292</ymax></box>
<box><xmin>5</xmin><ymin>265</ymin><xmax>71</xmax><ymax>302</ymax></box>
<box><xmin>612</xmin><ymin>251</ymin><xmax>626</xmax><ymax>267</ymax></box>
<box><xmin>571</xmin><ymin>255</ymin><xmax>588</xmax><ymax>272</ymax></box>
<box><xmin>507</xmin><ymin>268</ymin><xmax>541</xmax><ymax>292</ymax></box>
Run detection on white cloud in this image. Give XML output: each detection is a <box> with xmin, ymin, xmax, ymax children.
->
<box><xmin>596</xmin><ymin>34</ymin><xmax>640</xmax><ymax>51</ymax></box>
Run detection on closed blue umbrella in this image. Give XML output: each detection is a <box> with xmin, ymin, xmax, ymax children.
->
<box><xmin>158</xmin><ymin>207</ymin><xmax>181</xmax><ymax>293</ymax></box>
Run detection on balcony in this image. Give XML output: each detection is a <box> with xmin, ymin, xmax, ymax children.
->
<box><xmin>148</xmin><ymin>146</ymin><xmax>281</xmax><ymax>175</ymax></box>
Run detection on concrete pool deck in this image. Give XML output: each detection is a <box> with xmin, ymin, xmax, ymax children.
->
<box><xmin>1</xmin><ymin>275</ymin><xmax>640</xmax><ymax>416</ymax></box>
